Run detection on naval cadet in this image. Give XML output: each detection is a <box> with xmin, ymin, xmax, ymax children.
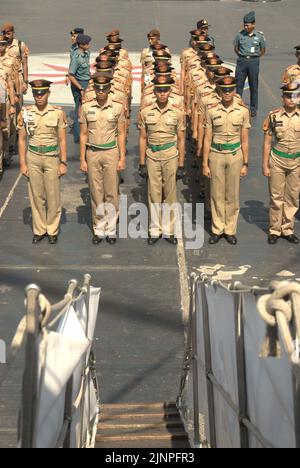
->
<box><xmin>139</xmin><ymin>75</ymin><xmax>186</xmax><ymax>245</ymax></box>
<box><xmin>79</xmin><ymin>75</ymin><xmax>126</xmax><ymax>245</ymax></box>
<box><xmin>262</xmin><ymin>83</ymin><xmax>300</xmax><ymax>245</ymax></box>
<box><xmin>234</xmin><ymin>11</ymin><xmax>266</xmax><ymax>117</ymax></box>
<box><xmin>18</xmin><ymin>80</ymin><xmax>68</xmax><ymax>244</ymax></box>
<box><xmin>203</xmin><ymin>77</ymin><xmax>251</xmax><ymax>245</ymax></box>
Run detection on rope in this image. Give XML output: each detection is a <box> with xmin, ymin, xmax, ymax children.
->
<box><xmin>257</xmin><ymin>282</ymin><xmax>300</xmax><ymax>363</ymax></box>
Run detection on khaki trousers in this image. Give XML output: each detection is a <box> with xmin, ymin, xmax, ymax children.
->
<box><xmin>269</xmin><ymin>154</ymin><xmax>300</xmax><ymax>236</ymax></box>
<box><xmin>27</xmin><ymin>151</ymin><xmax>61</xmax><ymax>236</ymax></box>
<box><xmin>146</xmin><ymin>156</ymin><xmax>178</xmax><ymax>237</ymax></box>
<box><xmin>209</xmin><ymin>150</ymin><xmax>243</xmax><ymax>236</ymax></box>
<box><xmin>86</xmin><ymin>148</ymin><xmax>119</xmax><ymax>237</ymax></box>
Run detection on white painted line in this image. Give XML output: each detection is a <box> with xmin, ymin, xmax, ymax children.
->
<box><xmin>0</xmin><ymin>174</ymin><xmax>22</xmax><ymax>220</ymax></box>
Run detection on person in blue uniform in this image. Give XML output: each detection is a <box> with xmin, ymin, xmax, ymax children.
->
<box><xmin>68</xmin><ymin>34</ymin><xmax>91</xmax><ymax>143</ymax></box>
<box><xmin>234</xmin><ymin>11</ymin><xmax>266</xmax><ymax>117</ymax></box>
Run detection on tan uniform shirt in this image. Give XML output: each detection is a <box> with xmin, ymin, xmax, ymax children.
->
<box><xmin>205</xmin><ymin>102</ymin><xmax>251</xmax><ymax>149</ymax></box>
<box><xmin>17</xmin><ymin>105</ymin><xmax>67</xmax><ymax>156</ymax></box>
<box><xmin>141</xmin><ymin>88</ymin><xmax>184</xmax><ymax>110</ymax></box>
<box><xmin>140</xmin><ymin>46</ymin><xmax>171</xmax><ymax>67</ymax></box>
<box><xmin>79</xmin><ymin>97</ymin><xmax>125</xmax><ymax>146</ymax></box>
<box><xmin>140</xmin><ymin>101</ymin><xmax>186</xmax><ymax>160</ymax></box>
<box><xmin>0</xmin><ymin>54</ymin><xmax>18</xmax><ymax>82</ymax></box>
<box><xmin>180</xmin><ymin>48</ymin><xmax>197</xmax><ymax>67</ymax></box>
<box><xmin>197</xmin><ymin>90</ymin><xmax>243</xmax><ymax>117</ymax></box>
<box><xmin>263</xmin><ymin>108</ymin><xmax>300</xmax><ymax>154</ymax></box>
<box><xmin>6</xmin><ymin>38</ymin><xmax>29</xmax><ymax>78</ymax></box>
<box><xmin>282</xmin><ymin>64</ymin><xmax>300</xmax><ymax>85</ymax></box>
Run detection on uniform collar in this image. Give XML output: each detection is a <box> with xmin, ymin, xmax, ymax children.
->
<box><xmin>34</xmin><ymin>104</ymin><xmax>51</xmax><ymax>115</ymax></box>
<box><xmin>280</xmin><ymin>107</ymin><xmax>300</xmax><ymax>117</ymax></box>
<box><xmin>154</xmin><ymin>100</ymin><xmax>172</xmax><ymax>113</ymax></box>
<box><xmin>243</xmin><ymin>29</ymin><xmax>258</xmax><ymax>37</ymax></box>
<box><xmin>93</xmin><ymin>97</ymin><xmax>113</xmax><ymax>110</ymax></box>
<box><xmin>220</xmin><ymin>102</ymin><xmax>237</xmax><ymax>113</ymax></box>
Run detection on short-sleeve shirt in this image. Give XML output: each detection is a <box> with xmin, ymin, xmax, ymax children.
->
<box><xmin>17</xmin><ymin>105</ymin><xmax>67</xmax><ymax>156</ymax></box>
<box><xmin>79</xmin><ymin>98</ymin><xmax>125</xmax><ymax>146</ymax></box>
<box><xmin>69</xmin><ymin>50</ymin><xmax>91</xmax><ymax>80</ymax></box>
<box><xmin>140</xmin><ymin>101</ymin><xmax>186</xmax><ymax>160</ymax></box>
<box><xmin>70</xmin><ymin>43</ymin><xmax>79</xmax><ymax>58</ymax></box>
<box><xmin>263</xmin><ymin>108</ymin><xmax>300</xmax><ymax>154</ymax></box>
<box><xmin>205</xmin><ymin>102</ymin><xmax>251</xmax><ymax>148</ymax></box>
<box><xmin>6</xmin><ymin>38</ymin><xmax>29</xmax><ymax>72</ymax></box>
<box><xmin>234</xmin><ymin>30</ymin><xmax>266</xmax><ymax>57</ymax></box>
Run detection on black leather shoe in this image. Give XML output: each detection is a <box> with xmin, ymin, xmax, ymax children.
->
<box><xmin>209</xmin><ymin>234</ymin><xmax>222</xmax><ymax>245</ymax></box>
<box><xmin>268</xmin><ymin>235</ymin><xmax>279</xmax><ymax>245</ymax></box>
<box><xmin>225</xmin><ymin>235</ymin><xmax>238</xmax><ymax>245</ymax></box>
<box><xmin>165</xmin><ymin>236</ymin><xmax>178</xmax><ymax>245</ymax></box>
<box><xmin>148</xmin><ymin>237</ymin><xmax>160</xmax><ymax>245</ymax></box>
<box><xmin>284</xmin><ymin>234</ymin><xmax>299</xmax><ymax>244</ymax></box>
<box><xmin>32</xmin><ymin>234</ymin><xmax>47</xmax><ymax>244</ymax></box>
<box><xmin>48</xmin><ymin>235</ymin><xmax>58</xmax><ymax>244</ymax></box>
<box><xmin>92</xmin><ymin>235</ymin><xmax>103</xmax><ymax>245</ymax></box>
<box><xmin>106</xmin><ymin>236</ymin><xmax>117</xmax><ymax>245</ymax></box>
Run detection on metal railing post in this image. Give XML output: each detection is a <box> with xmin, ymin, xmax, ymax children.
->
<box><xmin>201</xmin><ymin>282</ymin><xmax>217</xmax><ymax>448</ymax></box>
<box><xmin>191</xmin><ymin>277</ymin><xmax>201</xmax><ymax>447</ymax></box>
<box><xmin>79</xmin><ymin>274</ymin><xmax>92</xmax><ymax>448</ymax></box>
<box><xmin>20</xmin><ymin>284</ymin><xmax>41</xmax><ymax>449</ymax></box>
<box><xmin>292</xmin><ymin>364</ymin><xmax>300</xmax><ymax>448</ymax></box>
<box><xmin>234</xmin><ymin>292</ymin><xmax>249</xmax><ymax>448</ymax></box>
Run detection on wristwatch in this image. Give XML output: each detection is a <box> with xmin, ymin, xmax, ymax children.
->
<box><xmin>60</xmin><ymin>160</ymin><xmax>68</xmax><ymax>166</ymax></box>
<box><xmin>243</xmin><ymin>163</ymin><xmax>249</xmax><ymax>167</ymax></box>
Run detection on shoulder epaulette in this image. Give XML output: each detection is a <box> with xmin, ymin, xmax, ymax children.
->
<box><xmin>111</xmin><ymin>98</ymin><xmax>124</xmax><ymax>106</ymax></box>
<box><xmin>82</xmin><ymin>97</ymin><xmax>94</xmax><ymax>105</ymax></box>
<box><xmin>237</xmin><ymin>101</ymin><xmax>249</xmax><ymax>111</ymax></box>
<box><xmin>24</xmin><ymin>105</ymin><xmax>33</xmax><ymax>110</ymax></box>
<box><xmin>142</xmin><ymin>102</ymin><xmax>154</xmax><ymax>111</ymax></box>
<box><xmin>270</xmin><ymin>108</ymin><xmax>281</xmax><ymax>115</ymax></box>
<box><xmin>207</xmin><ymin>102</ymin><xmax>219</xmax><ymax>110</ymax></box>
<box><xmin>201</xmin><ymin>91</ymin><xmax>213</xmax><ymax>98</ymax></box>
<box><xmin>171</xmin><ymin>103</ymin><xmax>183</xmax><ymax>110</ymax></box>
<box><xmin>286</xmin><ymin>64</ymin><xmax>296</xmax><ymax>71</ymax></box>
<box><xmin>53</xmin><ymin>106</ymin><xmax>62</xmax><ymax>110</ymax></box>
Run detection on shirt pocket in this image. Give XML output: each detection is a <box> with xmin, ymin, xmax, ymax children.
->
<box><xmin>45</xmin><ymin>118</ymin><xmax>58</xmax><ymax>133</ymax></box>
<box><xmin>274</xmin><ymin>124</ymin><xmax>286</xmax><ymax>140</ymax></box>
<box><xmin>145</xmin><ymin>117</ymin><xmax>157</xmax><ymax>129</ymax></box>
<box><xmin>107</xmin><ymin>112</ymin><xmax>118</xmax><ymax>129</ymax></box>
<box><xmin>294</xmin><ymin>123</ymin><xmax>300</xmax><ymax>135</ymax></box>
<box><xmin>86</xmin><ymin>114</ymin><xmax>97</xmax><ymax>129</ymax></box>
<box><xmin>165</xmin><ymin>117</ymin><xmax>177</xmax><ymax>134</ymax></box>
<box><xmin>231</xmin><ymin>117</ymin><xmax>243</xmax><ymax>130</ymax></box>
<box><xmin>212</xmin><ymin>117</ymin><xmax>224</xmax><ymax>131</ymax></box>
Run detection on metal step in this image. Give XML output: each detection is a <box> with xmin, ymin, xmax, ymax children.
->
<box><xmin>98</xmin><ymin>421</ymin><xmax>184</xmax><ymax>431</ymax></box>
<box><xmin>96</xmin><ymin>433</ymin><xmax>189</xmax><ymax>443</ymax></box>
<box><xmin>100</xmin><ymin>412</ymin><xmax>182</xmax><ymax>422</ymax></box>
<box><xmin>96</xmin><ymin>402</ymin><xmax>190</xmax><ymax>449</ymax></box>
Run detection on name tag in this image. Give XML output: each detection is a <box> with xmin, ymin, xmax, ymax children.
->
<box><xmin>250</xmin><ymin>47</ymin><xmax>255</xmax><ymax>54</ymax></box>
